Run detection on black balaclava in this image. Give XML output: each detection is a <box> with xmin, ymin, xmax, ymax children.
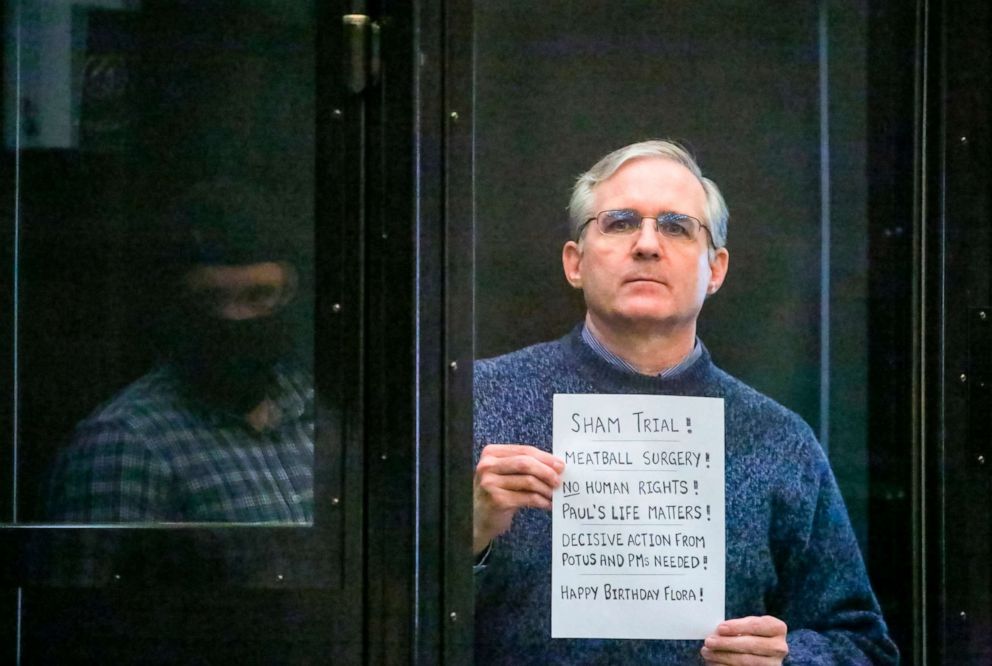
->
<box><xmin>157</xmin><ymin>180</ymin><xmax>302</xmax><ymax>415</ymax></box>
<box><xmin>171</xmin><ymin>306</ymin><xmax>295</xmax><ymax>415</ymax></box>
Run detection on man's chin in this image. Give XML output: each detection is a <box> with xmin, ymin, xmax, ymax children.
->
<box><xmin>595</xmin><ymin>306</ymin><xmax>698</xmax><ymax>334</ymax></box>
<box><xmin>615</xmin><ymin>301</ymin><xmax>676</xmax><ymax>322</ymax></box>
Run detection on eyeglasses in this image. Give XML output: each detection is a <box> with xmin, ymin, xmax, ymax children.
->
<box><xmin>578</xmin><ymin>209</ymin><xmax>714</xmax><ymax>247</ymax></box>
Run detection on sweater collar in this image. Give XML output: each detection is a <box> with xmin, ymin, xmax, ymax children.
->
<box><xmin>580</xmin><ymin>322</ymin><xmax>703</xmax><ymax>379</ymax></box>
<box><xmin>562</xmin><ymin>324</ymin><xmax>718</xmax><ymax>395</ymax></box>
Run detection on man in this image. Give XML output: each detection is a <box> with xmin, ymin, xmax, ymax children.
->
<box><xmin>473</xmin><ymin>140</ymin><xmax>897</xmax><ymax>664</ymax></box>
<box><xmin>46</xmin><ymin>183</ymin><xmax>314</xmax><ymax>523</ymax></box>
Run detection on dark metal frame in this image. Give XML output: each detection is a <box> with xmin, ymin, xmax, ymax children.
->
<box><xmin>866</xmin><ymin>1</ymin><xmax>926</xmax><ymax>662</ymax></box>
<box><xmin>0</xmin><ymin>2</ymin><xmax>364</xmax><ymax>662</ymax></box>
<box><xmin>0</xmin><ymin>0</ymin><xmax>357</xmax><ymax>590</ymax></box>
<box><xmin>922</xmin><ymin>0</ymin><xmax>992</xmax><ymax>662</ymax></box>
<box><xmin>362</xmin><ymin>0</ymin><xmax>474</xmax><ymax>661</ymax></box>
<box><xmin>1</xmin><ymin>0</ymin><xmax>476</xmax><ymax>662</ymax></box>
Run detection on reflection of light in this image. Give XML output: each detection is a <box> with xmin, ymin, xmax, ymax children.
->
<box><xmin>4</xmin><ymin>0</ymin><xmax>141</xmax><ymax>150</ymax></box>
<box><xmin>4</xmin><ymin>521</ymin><xmax>314</xmax><ymax>529</ymax></box>
<box><xmin>11</xmin><ymin>0</ymin><xmax>22</xmax><ymax>525</ymax></box>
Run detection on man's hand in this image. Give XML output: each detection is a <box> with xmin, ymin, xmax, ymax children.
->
<box><xmin>700</xmin><ymin>616</ymin><xmax>789</xmax><ymax>665</ymax></box>
<box><xmin>473</xmin><ymin>444</ymin><xmax>564</xmax><ymax>555</ymax></box>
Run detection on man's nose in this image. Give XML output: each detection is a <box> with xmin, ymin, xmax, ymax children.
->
<box><xmin>632</xmin><ymin>218</ymin><xmax>663</xmax><ymax>258</ymax></box>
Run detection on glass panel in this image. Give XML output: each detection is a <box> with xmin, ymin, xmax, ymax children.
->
<box><xmin>472</xmin><ymin>0</ymin><xmax>908</xmax><ymax>661</ymax></box>
<box><xmin>5</xmin><ymin>0</ymin><xmax>318</xmax><ymax>525</ymax></box>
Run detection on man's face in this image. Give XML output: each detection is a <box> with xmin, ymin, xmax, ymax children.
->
<box><xmin>174</xmin><ymin>261</ymin><xmax>299</xmax><ymax>412</ymax></box>
<box><xmin>183</xmin><ymin>261</ymin><xmax>296</xmax><ymax>321</ymax></box>
<box><xmin>562</xmin><ymin>157</ymin><xmax>729</xmax><ymax>337</ymax></box>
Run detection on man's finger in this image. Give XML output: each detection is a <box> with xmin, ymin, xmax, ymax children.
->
<box><xmin>717</xmin><ymin>615</ymin><xmax>788</xmax><ymax>638</ymax></box>
<box><xmin>480</xmin><ymin>473</ymin><xmax>557</xmax><ymax>499</ymax></box>
<box><xmin>700</xmin><ymin>645</ymin><xmax>781</xmax><ymax>665</ymax></box>
<box><xmin>699</xmin><ymin>646</ymin><xmax>733</xmax><ymax>664</ymax></box>
<box><xmin>480</xmin><ymin>444</ymin><xmax>565</xmax><ymax>471</ymax></box>
<box><xmin>485</xmin><ymin>487</ymin><xmax>553</xmax><ymax>512</ymax></box>
<box><xmin>477</xmin><ymin>452</ymin><xmax>562</xmax><ymax>488</ymax></box>
<box><xmin>703</xmin><ymin>634</ymin><xmax>787</xmax><ymax>658</ymax></box>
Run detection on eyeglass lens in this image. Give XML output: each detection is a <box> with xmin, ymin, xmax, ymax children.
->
<box><xmin>598</xmin><ymin>209</ymin><xmax>700</xmax><ymax>240</ymax></box>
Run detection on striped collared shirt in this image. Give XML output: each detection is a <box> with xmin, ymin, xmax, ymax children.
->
<box><xmin>581</xmin><ymin>324</ymin><xmax>701</xmax><ymax>378</ymax></box>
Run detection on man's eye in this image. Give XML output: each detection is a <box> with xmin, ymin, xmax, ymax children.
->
<box><xmin>607</xmin><ymin>220</ymin><xmax>635</xmax><ymax>233</ymax></box>
<box><xmin>658</xmin><ymin>215</ymin><xmax>693</xmax><ymax>238</ymax></box>
<box><xmin>603</xmin><ymin>212</ymin><xmax>639</xmax><ymax>233</ymax></box>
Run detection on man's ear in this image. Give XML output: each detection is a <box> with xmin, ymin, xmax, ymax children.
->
<box><xmin>706</xmin><ymin>247</ymin><xmax>729</xmax><ymax>295</ymax></box>
<box><xmin>562</xmin><ymin>241</ymin><xmax>583</xmax><ymax>289</ymax></box>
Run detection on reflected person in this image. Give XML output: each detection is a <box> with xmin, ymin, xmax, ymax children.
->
<box><xmin>473</xmin><ymin>140</ymin><xmax>898</xmax><ymax>664</ymax></box>
<box><xmin>47</xmin><ymin>183</ymin><xmax>314</xmax><ymax>523</ymax></box>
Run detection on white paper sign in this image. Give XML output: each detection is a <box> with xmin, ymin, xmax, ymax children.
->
<box><xmin>552</xmin><ymin>393</ymin><xmax>725</xmax><ymax>640</ymax></box>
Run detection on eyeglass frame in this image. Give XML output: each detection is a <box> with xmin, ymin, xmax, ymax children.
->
<box><xmin>575</xmin><ymin>209</ymin><xmax>716</xmax><ymax>249</ymax></box>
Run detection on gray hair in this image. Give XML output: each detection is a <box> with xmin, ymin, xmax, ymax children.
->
<box><xmin>568</xmin><ymin>139</ymin><xmax>728</xmax><ymax>249</ymax></box>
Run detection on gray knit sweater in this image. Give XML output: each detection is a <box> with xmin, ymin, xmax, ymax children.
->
<box><xmin>474</xmin><ymin>326</ymin><xmax>898</xmax><ymax>665</ymax></box>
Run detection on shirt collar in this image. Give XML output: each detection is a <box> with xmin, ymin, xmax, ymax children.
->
<box><xmin>171</xmin><ymin>360</ymin><xmax>312</xmax><ymax>429</ymax></box>
<box><xmin>580</xmin><ymin>323</ymin><xmax>702</xmax><ymax>379</ymax></box>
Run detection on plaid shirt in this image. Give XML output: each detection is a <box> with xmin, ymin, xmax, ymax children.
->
<box><xmin>46</xmin><ymin>362</ymin><xmax>314</xmax><ymax>523</ymax></box>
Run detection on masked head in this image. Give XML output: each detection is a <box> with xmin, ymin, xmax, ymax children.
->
<box><xmin>157</xmin><ymin>181</ymin><xmax>302</xmax><ymax>414</ymax></box>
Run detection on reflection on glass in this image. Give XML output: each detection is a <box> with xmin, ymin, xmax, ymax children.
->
<box><xmin>45</xmin><ymin>183</ymin><xmax>315</xmax><ymax>523</ymax></box>
<box><xmin>6</xmin><ymin>0</ymin><xmax>316</xmax><ymax>524</ymax></box>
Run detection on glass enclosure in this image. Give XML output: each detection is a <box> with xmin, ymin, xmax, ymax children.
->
<box><xmin>472</xmin><ymin>0</ymin><xmax>913</xmax><ymax>658</ymax></box>
<box><xmin>3</xmin><ymin>0</ymin><xmax>988</xmax><ymax>663</ymax></box>
<box><xmin>2</xmin><ymin>2</ymin><xmax>367</xmax><ymax>662</ymax></box>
